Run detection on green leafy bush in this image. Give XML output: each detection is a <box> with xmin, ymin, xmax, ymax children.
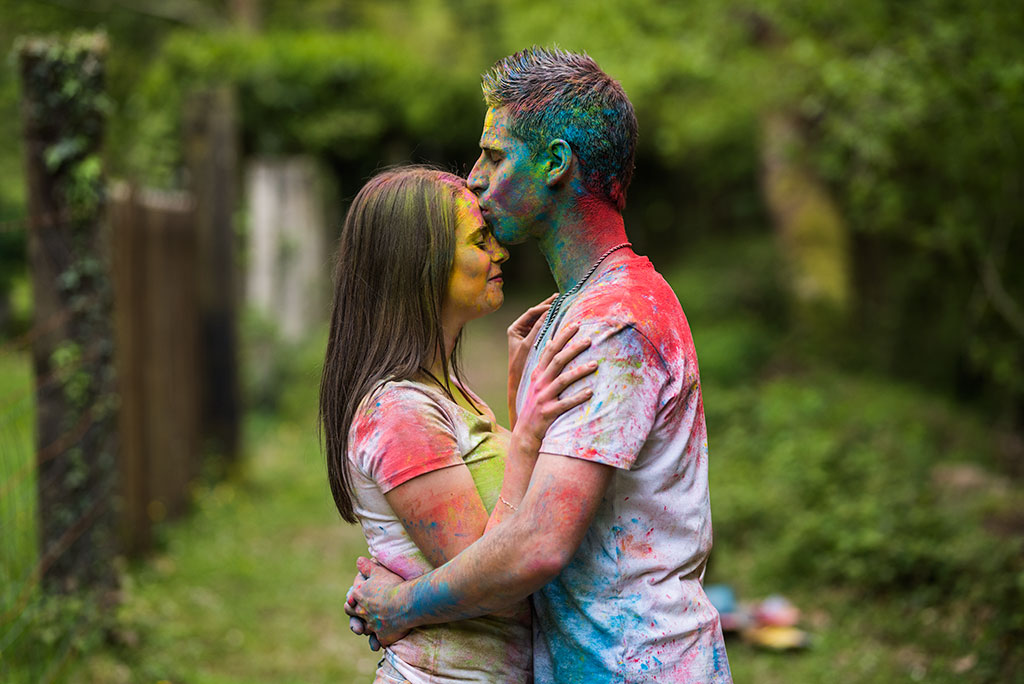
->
<box><xmin>708</xmin><ymin>375</ymin><xmax>1023</xmax><ymax>677</ymax></box>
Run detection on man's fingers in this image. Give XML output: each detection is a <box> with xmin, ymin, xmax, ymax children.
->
<box><xmin>345</xmin><ymin>584</ymin><xmax>357</xmax><ymax>608</ymax></box>
<box><xmin>356</xmin><ymin>556</ymin><xmax>375</xmax><ymax>578</ymax></box>
<box><xmin>349</xmin><ymin>616</ymin><xmax>367</xmax><ymax>635</ymax></box>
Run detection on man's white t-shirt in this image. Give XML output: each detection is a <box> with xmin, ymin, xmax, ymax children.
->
<box><xmin>518</xmin><ymin>255</ymin><xmax>732</xmax><ymax>683</ymax></box>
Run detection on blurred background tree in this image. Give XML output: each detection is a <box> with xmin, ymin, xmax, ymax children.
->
<box><xmin>5</xmin><ymin>0</ymin><xmax>1018</xmax><ymax>418</ymax></box>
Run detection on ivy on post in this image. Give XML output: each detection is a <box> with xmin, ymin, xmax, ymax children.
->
<box><xmin>17</xmin><ymin>33</ymin><xmax>118</xmax><ymax>593</ymax></box>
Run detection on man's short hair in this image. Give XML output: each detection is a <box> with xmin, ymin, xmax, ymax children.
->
<box><xmin>481</xmin><ymin>46</ymin><xmax>638</xmax><ymax>211</ymax></box>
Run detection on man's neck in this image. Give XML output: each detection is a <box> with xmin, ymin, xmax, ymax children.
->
<box><xmin>538</xmin><ymin>196</ymin><xmax>630</xmax><ymax>292</ymax></box>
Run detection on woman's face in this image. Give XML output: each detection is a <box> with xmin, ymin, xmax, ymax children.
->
<box><xmin>444</xmin><ymin>188</ymin><xmax>509</xmax><ymax>325</ymax></box>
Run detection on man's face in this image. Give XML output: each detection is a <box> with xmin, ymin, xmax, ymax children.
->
<box><xmin>467</xmin><ymin>107</ymin><xmax>548</xmax><ymax>245</ymax></box>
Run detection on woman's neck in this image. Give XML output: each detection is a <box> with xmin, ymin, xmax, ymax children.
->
<box><xmin>421</xmin><ymin>320</ymin><xmax>461</xmax><ymax>388</ymax></box>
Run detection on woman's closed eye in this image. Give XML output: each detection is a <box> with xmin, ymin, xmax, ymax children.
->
<box><xmin>474</xmin><ymin>227</ymin><xmax>492</xmax><ymax>249</ymax></box>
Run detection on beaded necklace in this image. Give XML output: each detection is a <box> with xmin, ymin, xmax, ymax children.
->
<box><xmin>533</xmin><ymin>242</ymin><xmax>632</xmax><ymax>350</ymax></box>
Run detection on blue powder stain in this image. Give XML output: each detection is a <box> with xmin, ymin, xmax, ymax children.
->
<box><xmin>407</xmin><ymin>578</ymin><xmax>458</xmax><ymax>622</ymax></box>
<box><xmin>640</xmin><ymin>663</ymin><xmax>648</xmax><ymax>671</ymax></box>
<box><xmin>713</xmin><ymin>637</ymin><xmax>730</xmax><ymax>674</ymax></box>
<box><xmin>631</xmin><ymin>518</ymin><xmax>639</xmax><ymax>524</ymax></box>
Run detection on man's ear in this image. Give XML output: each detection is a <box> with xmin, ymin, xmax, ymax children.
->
<box><xmin>544</xmin><ymin>139</ymin><xmax>573</xmax><ymax>188</ymax></box>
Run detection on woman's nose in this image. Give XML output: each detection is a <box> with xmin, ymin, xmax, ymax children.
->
<box><xmin>493</xmin><ymin>242</ymin><xmax>509</xmax><ymax>264</ymax></box>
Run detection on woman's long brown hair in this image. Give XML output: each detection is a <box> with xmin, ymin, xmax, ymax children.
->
<box><xmin>318</xmin><ymin>166</ymin><xmax>471</xmax><ymax>522</ymax></box>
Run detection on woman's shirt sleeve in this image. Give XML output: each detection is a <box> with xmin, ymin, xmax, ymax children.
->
<box><xmin>349</xmin><ymin>383</ymin><xmax>463</xmax><ymax>493</ymax></box>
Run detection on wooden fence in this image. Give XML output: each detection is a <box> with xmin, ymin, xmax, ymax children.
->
<box><xmin>110</xmin><ymin>185</ymin><xmax>201</xmax><ymax>554</ymax></box>
<box><xmin>4</xmin><ymin>33</ymin><xmax>242</xmax><ymax>678</ymax></box>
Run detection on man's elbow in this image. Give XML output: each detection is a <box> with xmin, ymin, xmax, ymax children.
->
<box><xmin>517</xmin><ymin>529</ymin><xmax>574</xmax><ymax>585</ymax></box>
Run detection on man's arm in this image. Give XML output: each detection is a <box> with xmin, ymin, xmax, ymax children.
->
<box><xmin>348</xmin><ymin>450</ymin><xmax>614</xmax><ymax>644</ymax></box>
<box><xmin>349</xmin><ymin>320</ymin><xmax>666</xmax><ymax>644</ymax></box>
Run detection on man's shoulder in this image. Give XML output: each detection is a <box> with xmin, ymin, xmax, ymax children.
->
<box><xmin>564</xmin><ymin>256</ymin><xmax>696</xmax><ymax>373</ymax></box>
<box><xmin>570</xmin><ymin>257</ymin><xmax>684</xmax><ymax>333</ymax></box>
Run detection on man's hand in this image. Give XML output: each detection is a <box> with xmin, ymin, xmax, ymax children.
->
<box><xmin>344</xmin><ymin>557</ymin><xmax>410</xmax><ymax>647</ymax></box>
<box><xmin>507</xmin><ymin>294</ymin><xmax>556</xmax><ymax>427</ymax></box>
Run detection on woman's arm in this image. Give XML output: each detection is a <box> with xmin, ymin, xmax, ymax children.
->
<box><xmin>384</xmin><ymin>465</ymin><xmax>489</xmax><ymax>568</ymax></box>
<box><xmin>383</xmin><ymin>324</ymin><xmax>597</xmax><ymax>560</ymax></box>
<box><xmin>486</xmin><ymin>324</ymin><xmax>596</xmax><ymax>531</ymax></box>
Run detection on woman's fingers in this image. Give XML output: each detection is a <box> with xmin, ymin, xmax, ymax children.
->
<box><xmin>508</xmin><ymin>294</ymin><xmax>557</xmax><ymax>338</ymax></box>
<box><xmin>539</xmin><ymin>324</ymin><xmax>580</xmax><ymax>367</ymax></box>
<box><xmin>508</xmin><ymin>305</ymin><xmax>549</xmax><ymax>338</ymax></box>
<box><xmin>522</xmin><ymin>307</ymin><xmax>550</xmax><ymax>348</ymax></box>
<box><xmin>548</xmin><ymin>338</ymin><xmax>593</xmax><ymax>375</ymax></box>
<box><xmin>549</xmin><ymin>360</ymin><xmax>598</xmax><ymax>394</ymax></box>
<box><xmin>550</xmin><ymin>388</ymin><xmax>594</xmax><ymax>416</ymax></box>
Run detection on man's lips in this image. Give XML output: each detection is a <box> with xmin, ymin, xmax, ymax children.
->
<box><xmin>488</xmin><ymin>272</ymin><xmax>503</xmax><ymax>282</ymax></box>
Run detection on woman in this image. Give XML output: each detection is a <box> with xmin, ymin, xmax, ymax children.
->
<box><xmin>318</xmin><ymin>167</ymin><xmax>595</xmax><ymax>683</ymax></box>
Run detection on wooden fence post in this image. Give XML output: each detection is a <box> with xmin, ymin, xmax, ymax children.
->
<box><xmin>18</xmin><ymin>34</ymin><xmax>117</xmax><ymax>592</ymax></box>
<box><xmin>184</xmin><ymin>88</ymin><xmax>241</xmax><ymax>468</ymax></box>
<box><xmin>110</xmin><ymin>186</ymin><xmax>201</xmax><ymax>554</ymax></box>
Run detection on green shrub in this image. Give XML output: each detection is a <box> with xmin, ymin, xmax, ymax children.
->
<box><xmin>708</xmin><ymin>373</ymin><xmax>1023</xmax><ymax>676</ymax></box>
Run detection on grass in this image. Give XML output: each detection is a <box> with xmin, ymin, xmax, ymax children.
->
<box><xmin>75</xmin><ymin>341</ymin><xmax>381</xmax><ymax>684</ymax></box>
<box><xmin>0</xmin><ymin>349</ymin><xmax>38</xmax><ymax>648</ymax></box>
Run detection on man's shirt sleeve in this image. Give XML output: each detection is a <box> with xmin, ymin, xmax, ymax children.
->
<box><xmin>538</xmin><ymin>320</ymin><xmax>669</xmax><ymax>470</ymax></box>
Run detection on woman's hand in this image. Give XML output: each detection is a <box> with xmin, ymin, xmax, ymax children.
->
<box><xmin>507</xmin><ymin>294</ymin><xmax>557</xmax><ymax>427</ymax></box>
<box><xmin>513</xmin><ymin>323</ymin><xmax>597</xmax><ymax>451</ymax></box>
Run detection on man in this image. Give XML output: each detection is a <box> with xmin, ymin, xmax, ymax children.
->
<box><xmin>347</xmin><ymin>46</ymin><xmax>732</xmax><ymax>683</ymax></box>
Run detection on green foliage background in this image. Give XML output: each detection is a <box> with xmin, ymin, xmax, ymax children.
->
<box><xmin>2</xmin><ymin>0</ymin><xmax>1021</xmax><ymax>412</ymax></box>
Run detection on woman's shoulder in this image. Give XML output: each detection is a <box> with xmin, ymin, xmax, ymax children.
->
<box><xmin>351</xmin><ymin>379</ymin><xmax>455</xmax><ymax>434</ymax></box>
<box><xmin>363</xmin><ymin>378</ymin><xmax>443</xmax><ymax>408</ymax></box>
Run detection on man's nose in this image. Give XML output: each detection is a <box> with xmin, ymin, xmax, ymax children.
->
<box><xmin>467</xmin><ymin>159</ymin><xmax>487</xmax><ymax>195</ymax></box>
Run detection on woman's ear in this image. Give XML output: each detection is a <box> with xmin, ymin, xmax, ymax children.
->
<box><xmin>545</xmin><ymin>139</ymin><xmax>573</xmax><ymax>188</ymax></box>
